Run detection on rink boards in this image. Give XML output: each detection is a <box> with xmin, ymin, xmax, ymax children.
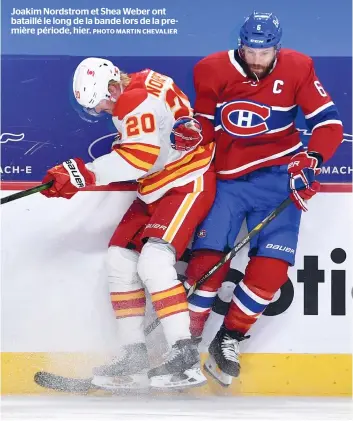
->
<box><xmin>1</xmin><ymin>187</ymin><xmax>352</xmax><ymax>396</ymax></box>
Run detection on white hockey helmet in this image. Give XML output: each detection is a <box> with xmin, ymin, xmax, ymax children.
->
<box><xmin>72</xmin><ymin>57</ymin><xmax>121</xmax><ymax>114</ymax></box>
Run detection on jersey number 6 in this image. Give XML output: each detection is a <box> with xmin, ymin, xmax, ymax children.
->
<box><xmin>314</xmin><ymin>81</ymin><xmax>327</xmax><ymax>97</ymax></box>
<box><xmin>126</xmin><ymin>113</ymin><xmax>156</xmax><ymax>137</ymax></box>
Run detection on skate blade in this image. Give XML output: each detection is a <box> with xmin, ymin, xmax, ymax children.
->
<box><xmin>150</xmin><ymin>367</ymin><xmax>207</xmax><ymax>390</ymax></box>
<box><xmin>203</xmin><ymin>356</ymin><xmax>232</xmax><ymax>388</ymax></box>
<box><xmin>91</xmin><ymin>373</ymin><xmax>150</xmax><ymax>392</ymax></box>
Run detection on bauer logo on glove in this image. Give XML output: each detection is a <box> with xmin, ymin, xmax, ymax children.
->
<box><xmin>63</xmin><ymin>159</ymin><xmax>86</xmax><ymax>188</ymax></box>
<box><xmin>41</xmin><ymin>158</ymin><xmax>95</xmax><ymax>199</ymax></box>
<box><xmin>170</xmin><ymin>117</ymin><xmax>203</xmax><ymax>151</ymax></box>
<box><xmin>287</xmin><ymin>151</ymin><xmax>323</xmax><ymax>212</ymax></box>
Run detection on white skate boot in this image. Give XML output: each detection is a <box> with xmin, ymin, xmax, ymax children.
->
<box><xmin>91</xmin><ymin>343</ymin><xmax>149</xmax><ymax>391</ymax></box>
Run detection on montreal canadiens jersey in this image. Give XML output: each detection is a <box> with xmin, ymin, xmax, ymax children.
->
<box><xmin>86</xmin><ymin>70</ymin><xmax>215</xmax><ymax>203</ymax></box>
<box><xmin>193</xmin><ymin>49</ymin><xmax>343</xmax><ymax>179</ymax></box>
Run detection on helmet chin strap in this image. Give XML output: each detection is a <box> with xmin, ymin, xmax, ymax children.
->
<box><xmin>252</xmin><ymin>72</ymin><xmax>260</xmax><ymax>83</ymax></box>
<box><xmin>237</xmin><ymin>45</ymin><xmax>278</xmax><ymax>81</ymax></box>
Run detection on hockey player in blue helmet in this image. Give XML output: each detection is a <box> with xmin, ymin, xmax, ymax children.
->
<box><xmin>238</xmin><ymin>11</ymin><xmax>282</xmax><ymax>80</ymax></box>
<box><xmin>171</xmin><ymin>10</ymin><xmax>343</xmax><ymax>387</ymax></box>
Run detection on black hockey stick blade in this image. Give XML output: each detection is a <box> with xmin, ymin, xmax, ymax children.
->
<box><xmin>34</xmin><ymin>371</ymin><xmax>93</xmax><ymax>394</ymax></box>
<box><xmin>1</xmin><ymin>181</ymin><xmax>53</xmax><ymax>205</ymax></box>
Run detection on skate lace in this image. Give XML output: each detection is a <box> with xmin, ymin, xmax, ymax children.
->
<box><xmin>164</xmin><ymin>346</ymin><xmax>181</xmax><ymax>364</ymax></box>
<box><xmin>221</xmin><ymin>335</ymin><xmax>240</xmax><ymax>363</ymax></box>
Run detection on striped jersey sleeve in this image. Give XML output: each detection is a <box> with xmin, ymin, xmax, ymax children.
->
<box><xmin>112</xmin><ymin>142</ymin><xmax>160</xmax><ymax>172</ymax></box>
<box><xmin>296</xmin><ymin>58</ymin><xmax>343</xmax><ymax>161</ymax></box>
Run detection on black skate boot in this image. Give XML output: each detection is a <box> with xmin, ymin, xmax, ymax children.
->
<box><xmin>91</xmin><ymin>343</ymin><xmax>150</xmax><ymax>391</ymax></box>
<box><xmin>204</xmin><ymin>325</ymin><xmax>249</xmax><ymax>387</ymax></box>
<box><xmin>148</xmin><ymin>338</ymin><xmax>207</xmax><ymax>389</ymax></box>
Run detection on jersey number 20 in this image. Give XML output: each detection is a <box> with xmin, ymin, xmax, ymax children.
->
<box><xmin>126</xmin><ymin>113</ymin><xmax>156</xmax><ymax>137</ymax></box>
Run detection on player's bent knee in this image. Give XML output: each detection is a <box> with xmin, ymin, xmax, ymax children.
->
<box><xmin>137</xmin><ymin>238</ymin><xmax>177</xmax><ymax>293</ymax></box>
<box><xmin>106</xmin><ymin>246</ymin><xmax>140</xmax><ymax>290</ymax></box>
<box><xmin>246</xmin><ymin>256</ymin><xmax>289</xmax><ymax>292</ymax></box>
<box><xmin>186</xmin><ymin>249</ymin><xmax>229</xmax><ymax>290</ymax></box>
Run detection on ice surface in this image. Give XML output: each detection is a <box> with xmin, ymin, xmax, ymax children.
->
<box><xmin>1</xmin><ymin>395</ymin><xmax>352</xmax><ymax>421</ymax></box>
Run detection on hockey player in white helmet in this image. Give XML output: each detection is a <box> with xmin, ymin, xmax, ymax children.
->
<box><xmin>40</xmin><ymin>57</ymin><xmax>216</xmax><ymax>391</ymax></box>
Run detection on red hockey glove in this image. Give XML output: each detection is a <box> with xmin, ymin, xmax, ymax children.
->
<box><xmin>41</xmin><ymin>158</ymin><xmax>95</xmax><ymax>199</ymax></box>
<box><xmin>287</xmin><ymin>151</ymin><xmax>322</xmax><ymax>212</ymax></box>
<box><xmin>170</xmin><ymin>117</ymin><xmax>203</xmax><ymax>151</ymax></box>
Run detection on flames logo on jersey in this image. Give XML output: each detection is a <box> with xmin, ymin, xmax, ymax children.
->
<box><xmin>220</xmin><ymin>100</ymin><xmax>271</xmax><ymax>137</ymax></box>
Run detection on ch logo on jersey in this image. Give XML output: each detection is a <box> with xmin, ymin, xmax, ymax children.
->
<box><xmin>221</xmin><ymin>100</ymin><xmax>271</xmax><ymax>137</ymax></box>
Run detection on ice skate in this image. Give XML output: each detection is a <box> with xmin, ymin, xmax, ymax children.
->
<box><xmin>148</xmin><ymin>338</ymin><xmax>207</xmax><ymax>390</ymax></box>
<box><xmin>91</xmin><ymin>343</ymin><xmax>149</xmax><ymax>391</ymax></box>
<box><xmin>204</xmin><ymin>325</ymin><xmax>249</xmax><ymax>387</ymax></box>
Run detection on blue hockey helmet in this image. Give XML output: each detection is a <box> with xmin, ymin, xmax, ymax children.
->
<box><xmin>239</xmin><ymin>11</ymin><xmax>282</xmax><ymax>49</ymax></box>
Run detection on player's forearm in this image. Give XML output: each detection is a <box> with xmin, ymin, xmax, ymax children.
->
<box><xmin>194</xmin><ymin>114</ymin><xmax>215</xmax><ymax>144</ymax></box>
<box><xmin>307</xmin><ymin>124</ymin><xmax>344</xmax><ymax>163</ymax></box>
<box><xmin>86</xmin><ymin>151</ymin><xmax>147</xmax><ymax>185</ymax></box>
<box><xmin>193</xmin><ymin>66</ymin><xmax>218</xmax><ymax>145</ymax></box>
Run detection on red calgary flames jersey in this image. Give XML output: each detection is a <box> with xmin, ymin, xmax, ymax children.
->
<box><xmin>193</xmin><ymin>49</ymin><xmax>343</xmax><ymax>179</ymax></box>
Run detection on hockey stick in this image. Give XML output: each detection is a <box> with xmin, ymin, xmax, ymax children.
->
<box><xmin>34</xmin><ymin>372</ymin><xmax>92</xmax><ymax>394</ymax></box>
<box><xmin>186</xmin><ymin>196</ymin><xmax>292</xmax><ymax>296</ymax></box>
<box><xmin>1</xmin><ymin>181</ymin><xmax>53</xmax><ymax>205</ymax></box>
<box><xmin>144</xmin><ymin>196</ymin><xmax>292</xmax><ymax>335</ymax></box>
<box><xmin>34</xmin><ymin>197</ymin><xmax>292</xmax><ymax>393</ymax></box>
